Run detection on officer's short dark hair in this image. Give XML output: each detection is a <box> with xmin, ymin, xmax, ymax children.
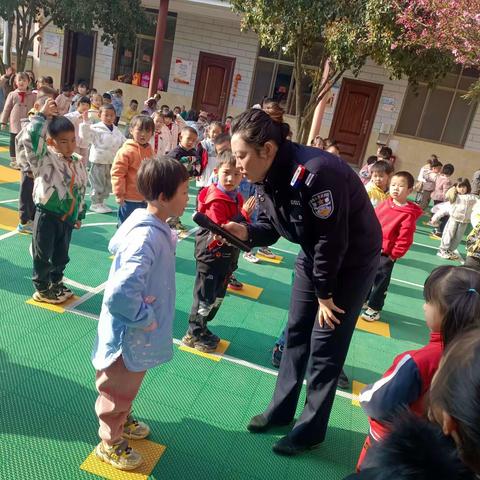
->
<box><xmin>137</xmin><ymin>157</ymin><xmax>189</xmax><ymax>201</ymax></box>
<box><xmin>47</xmin><ymin>116</ymin><xmax>75</xmax><ymax>138</ymax></box>
<box><xmin>378</xmin><ymin>146</ymin><xmax>392</xmax><ymax>160</ymax></box>
<box><xmin>371</xmin><ymin>160</ymin><xmax>394</xmax><ymax>176</ymax></box>
<box><xmin>129</xmin><ymin>115</ymin><xmax>154</xmax><ymax>133</ymax></box>
<box><xmin>216</xmin><ymin>151</ymin><xmax>237</xmax><ymax>170</ymax></box>
<box><xmin>392</xmin><ymin>171</ymin><xmax>415</xmax><ymax>189</ymax></box>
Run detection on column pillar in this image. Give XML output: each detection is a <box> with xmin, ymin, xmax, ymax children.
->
<box><xmin>148</xmin><ymin>0</ymin><xmax>169</xmax><ymax>97</ymax></box>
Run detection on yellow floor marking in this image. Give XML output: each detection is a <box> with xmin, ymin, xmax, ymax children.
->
<box><xmin>227</xmin><ymin>282</ymin><xmax>263</xmax><ymax>300</ymax></box>
<box><xmin>0</xmin><ymin>146</ymin><xmax>8</xmax><ymax>153</ymax></box>
<box><xmin>179</xmin><ymin>339</ymin><xmax>230</xmax><ymax>362</ymax></box>
<box><xmin>80</xmin><ymin>439</ymin><xmax>166</xmax><ymax>480</ymax></box>
<box><xmin>26</xmin><ymin>295</ymin><xmax>80</xmax><ymax>313</ymax></box>
<box><xmin>356</xmin><ymin>317</ymin><xmax>391</xmax><ymax>337</ymax></box>
<box><xmin>256</xmin><ymin>252</ymin><xmax>283</xmax><ymax>264</ymax></box>
<box><xmin>352</xmin><ymin>380</ymin><xmax>367</xmax><ymax>407</ymax></box>
<box><xmin>0</xmin><ymin>164</ymin><xmax>20</xmax><ymax>183</ymax></box>
<box><xmin>109</xmin><ymin>255</ymin><xmax>114</xmax><ymax>260</ymax></box>
<box><xmin>429</xmin><ymin>235</ymin><xmax>441</xmax><ymax>241</ymax></box>
<box><xmin>0</xmin><ymin>205</ymin><xmax>19</xmax><ymax>231</ymax></box>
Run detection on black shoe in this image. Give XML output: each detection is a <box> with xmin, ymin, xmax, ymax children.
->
<box><xmin>52</xmin><ymin>282</ymin><xmax>74</xmax><ymax>300</ymax></box>
<box><xmin>272</xmin><ymin>435</ymin><xmax>321</xmax><ymax>456</ymax></box>
<box><xmin>271</xmin><ymin>344</ymin><xmax>284</xmax><ymax>368</ymax></box>
<box><xmin>337</xmin><ymin>369</ymin><xmax>350</xmax><ymax>390</ymax></box>
<box><xmin>201</xmin><ymin>328</ymin><xmax>220</xmax><ymax>345</ymax></box>
<box><xmin>247</xmin><ymin>414</ymin><xmax>291</xmax><ymax>433</ymax></box>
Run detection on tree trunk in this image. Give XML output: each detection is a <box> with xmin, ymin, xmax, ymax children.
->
<box><xmin>5</xmin><ymin>16</ymin><xmax>14</xmax><ymax>67</ymax></box>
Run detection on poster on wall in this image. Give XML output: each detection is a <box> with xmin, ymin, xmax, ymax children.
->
<box><xmin>43</xmin><ymin>32</ymin><xmax>61</xmax><ymax>57</ymax></box>
<box><xmin>381</xmin><ymin>96</ymin><xmax>395</xmax><ymax>112</ymax></box>
<box><xmin>173</xmin><ymin>58</ymin><xmax>193</xmax><ymax>85</ymax></box>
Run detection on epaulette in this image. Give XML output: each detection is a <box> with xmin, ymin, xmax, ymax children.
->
<box><xmin>290</xmin><ymin>164</ymin><xmax>317</xmax><ymax>189</ymax></box>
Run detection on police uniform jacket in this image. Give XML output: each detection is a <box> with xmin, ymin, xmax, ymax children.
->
<box><xmin>248</xmin><ymin>141</ymin><xmax>382</xmax><ymax>299</ymax></box>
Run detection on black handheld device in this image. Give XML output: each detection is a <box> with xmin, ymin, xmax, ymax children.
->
<box><xmin>192</xmin><ymin>212</ymin><xmax>251</xmax><ymax>252</ymax></box>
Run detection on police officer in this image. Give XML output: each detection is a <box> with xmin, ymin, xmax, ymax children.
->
<box><xmin>224</xmin><ymin>108</ymin><xmax>382</xmax><ymax>456</ymax></box>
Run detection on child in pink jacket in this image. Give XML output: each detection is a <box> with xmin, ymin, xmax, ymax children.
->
<box><xmin>0</xmin><ymin>72</ymin><xmax>36</xmax><ymax>169</ymax></box>
<box><xmin>431</xmin><ymin>163</ymin><xmax>454</xmax><ymax>205</ymax></box>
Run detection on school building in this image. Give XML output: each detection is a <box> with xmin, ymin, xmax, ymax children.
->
<box><xmin>6</xmin><ymin>0</ymin><xmax>480</xmax><ymax>177</ymax></box>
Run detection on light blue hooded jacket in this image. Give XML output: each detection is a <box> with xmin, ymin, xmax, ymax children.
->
<box><xmin>92</xmin><ymin>208</ymin><xmax>177</xmax><ymax>372</ymax></box>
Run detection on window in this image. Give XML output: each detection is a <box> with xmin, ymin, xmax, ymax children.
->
<box><xmin>396</xmin><ymin>66</ymin><xmax>478</xmax><ymax>147</ymax></box>
<box><xmin>112</xmin><ymin>10</ymin><xmax>176</xmax><ymax>90</ymax></box>
<box><xmin>249</xmin><ymin>46</ymin><xmax>318</xmax><ymax>114</ymax></box>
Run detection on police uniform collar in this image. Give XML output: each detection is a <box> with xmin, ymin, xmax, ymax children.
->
<box><xmin>262</xmin><ymin>140</ymin><xmax>296</xmax><ymax>187</ymax></box>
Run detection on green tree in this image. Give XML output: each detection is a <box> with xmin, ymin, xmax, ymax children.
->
<box><xmin>231</xmin><ymin>0</ymin><xmax>453</xmax><ymax>142</ymax></box>
<box><xmin>0</xmin><ymin>0</ymin><xmax>148</xmax><ymax>74</ymax></box>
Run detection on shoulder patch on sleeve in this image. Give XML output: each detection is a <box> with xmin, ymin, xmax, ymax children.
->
<box><xmin>309</xmin><ymin>190</ymin><xmax>334</xmax><ymax>219</ymax></box>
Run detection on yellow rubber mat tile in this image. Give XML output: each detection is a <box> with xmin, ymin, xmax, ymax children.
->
<box><xmin>356</xmin><ymin>317</ymin><xmax>391</xmax><ymax>337</ymax></box>
<box><xmin>227</xmin><ymin>282</ymin><xmax>263</xmax><ymax>300</ymax></box>
<box><xmin>256</xmin><ymin>252</ymin><xmax>283</xmax><ymax>264</ymax></box>
<box><xmin>0</xmin><ymin>164</ymin><xmax>21</xmax><ymax>183</ymax></box>
<box><xmin>0</xmin><ymin>206</ymin><xmax>19</xmax><ymax>230</ymax></box>
<box><xmin>26</xmin><ymin>295</ymin><xmax>80</xmax><ymax>313</ymax></box>
<box><xmin>179</xmin><ymin>339</ymin><xmax>230</xmax><ymax>362</ymax></box>
<box><xmin>0</xmin><ymin>146</ymin><xmax>8</xmax><ymax>152</ymax></box>
<box><xmin>109</xmin><ymin>255</ymin><xmax>114</xmax><ymax>260</ymax></box>
<box><xmin>80</xmin><ymin>439</ymin><xmax>166</xmax><ymax>479</ymax></box>
<box><xmin>429</xmin><ymin>235</ymin><xmax>441</xmax><ymax>241</ymax></box>
<box><xmin>351</xmin><ymin>380</ymin><xmax>367</xmax><ymax>407</ymax></box>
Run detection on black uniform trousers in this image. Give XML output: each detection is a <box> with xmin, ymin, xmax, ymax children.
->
<box><xmin>188</xmin><ymin>257</ymin><xmax>235</xmax><ymax>336</ymax></box>
<box><xmin>19</xmin><ymin>171</ymin><xmax>35</xmax><ymax>224</ymax></box>
<box><xmin>366</xmin><ymin>254</ymin><xmax>395</xmax><ymax>312</ymax></box>
<box><xmin>32</xmin><ymin>210</ymin><xmax>74</xmax><ymax>292</ymax></box>
<box><xmin>264</xmin><ymin>251</ymin><xmax>378</xmax><ymax>446</ymax></box>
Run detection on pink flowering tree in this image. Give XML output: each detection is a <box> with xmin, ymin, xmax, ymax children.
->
<box><xmin>394</xmin><ymin>0</ymin><xmax>480</xmax><ymax>97</ymax></box>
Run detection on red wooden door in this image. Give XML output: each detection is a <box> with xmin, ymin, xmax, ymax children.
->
<box><xmin>192</xmin><ymin>52</ymin><xmax>235</xmax><ymax>121</ymax></box>
<box><xmin>329</xmin><ymin>78</ymin><xmax>383</xmax><ymax>166</ymax></box>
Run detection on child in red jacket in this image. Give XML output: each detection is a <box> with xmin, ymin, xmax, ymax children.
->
<box><xmin>182</xmin><ymin>151</ymin><xmax>255</xmax><ymax>353</ymax></box>
<box><xmin>362</xmin><ymin>171</ymin><xmax>422</xmax><ymax>322</ymax></box>
<box><xmin>356</xmin><ymin>265</ymin><xmax>480</xmax><ymax>471</ymax></box>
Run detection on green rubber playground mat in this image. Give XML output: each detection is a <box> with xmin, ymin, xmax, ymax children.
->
<box><xmin>0</xmin><ymin>129</ymin><xmax>464</xmax><ymax>479</ymax></box>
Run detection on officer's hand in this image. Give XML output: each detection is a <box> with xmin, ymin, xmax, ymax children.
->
<box><xmin>317</xmin><ymin>298</ymin><xmax>345</xmax><ymax>329</ymax></box>
<box><xmin>222</xmin><ymin>221</ymin><xmax>248</xmax><ymax>241</ymax></box>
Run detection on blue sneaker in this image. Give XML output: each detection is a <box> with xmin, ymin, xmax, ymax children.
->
<box><xmin>17</xmin><ymin>221</ymin><xmax>33</xmax><ymax>234</ymax></box>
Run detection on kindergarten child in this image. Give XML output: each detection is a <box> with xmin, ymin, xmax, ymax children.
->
<box><xmin>88</xmin><ymin>94</ymin><xmax>103</xmax><ymax>123</ymax></box>
<box><xmin>69</xmin><ymin>82</ymin><xmax>89</xmax><ymax>112</ymax></box>
<box><xmin>162</xmin><ymin>110</ymin><xmax>186</xmax><ymax>153</ymax></box>
<box><xmin>357</xmin><ymin>265</ymin><xmax>480</xmax><ymax>470</ymax></box>
<box><xmin>417</xmin><ymin>156</ymin><xmax>442</xmax><ymax>210</ymax></box>
<box><xmin>15</xmin><ymin>98</ymin><xmax>88</xmax><ymax>304</ymax></box>
<box><xmin>197</xmin><ymin>121</ymin><xmax>223</xmax><ymax>188</ymax></box>
<box><xmin>150</xmin><ymin>111</ymin><xmax>168</xmax><ymax>156</ymax></box>
<box><xmin>431</xmin><ymin>163</ymin><xmax>455</xmax><ymax>205</ymax></box>
<box><xmin>80</xmin><ymin>104</ymin><xmax>126</xmax><ymax>214</ymax></box>
<box><xmin>65</xmin><ymin>96</ymin><xmax>91</xmax><ymax>162</ymax></box>
<box><xmin>438</xmin><ymin>178</ymin><xmax>478</xmax><ymax>260</ymax></box>
<box><xmin>362</xmin><ymin>172</ymin><xmax>422</xmax><ymax>322</ymax></box>
<box><xmin>358</xmin><ymin>156</ymin><xmax>378</xmax><ymax>186</ymax></box>
<box><xmin>123</xmin><ymin>99</ymin><xmax>139</xmax><ymax>136</ymax></box>
<box><xmin>55</xmin><ymin>84</ymin><xmax>73</xmax><ymax>116</ymax></box>
<box><xmin>0</xmin><ymin>71</ymin><xmax>36</xmax><ymax>169</ymax></box>
<box><xmin>92</xmin><ymin>157</ymin><xmax>189</xmax><ymax>471</ymax></box>
<box><xmin>111</xmin><ymin>88</ymin><xmax>124</xmax><ymax>125</ymax></box>
<box><xmin>182</xmin><ymin>151</ymin><xmax>253</xmax><ymax>352</ymax></box>
<box><xmin>365</xmin><ymin>160</ymin><xmax>393</xmax><ymax>208</ymax></box>
<box><xmin>111</xmin><ymin>115</ymin><xmax>155</xmax><ymax>224</ymax></box>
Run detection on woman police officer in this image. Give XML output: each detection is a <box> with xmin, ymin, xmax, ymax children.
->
<box><xmin>224</xmin><ymin>108</ymin><xmax>382</xmax><ymax>456</ymax></box>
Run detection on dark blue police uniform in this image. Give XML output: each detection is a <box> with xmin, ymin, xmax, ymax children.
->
<box><xmin>247</xmin><ymin>141</ymin><xmax>382</xmax><ymax>448</ymax></box>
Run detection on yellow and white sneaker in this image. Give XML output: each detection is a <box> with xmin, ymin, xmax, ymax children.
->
<box><xmin>95</xmin><ymin>439</ymin><xmax>143</xmax><ymax>471</ymax></box>
<box><xmin>122</xmin><ymin>414</ymin><xmax>151</xmax><ymax>440</ymax></box>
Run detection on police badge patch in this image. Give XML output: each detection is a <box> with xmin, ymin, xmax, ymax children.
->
<box><xmin>309</xmin><ymin>190</ymin><xmax>334</xmax><ymax>219</ymax></box>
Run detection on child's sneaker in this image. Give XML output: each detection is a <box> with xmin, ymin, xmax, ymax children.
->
<box><xmin>257</xmin><ymin>247</ymin><xmax>276</xmax><ymax>259</ymax></box>
<box><xmin>182</xmin><ymin>333</ymin><xmax>217</xmax><ymax>353</ymax></box>
<box><xmin>100</xmin><ymin>203</ymin><xmax>113</xmax><ymax>213</ymax></box>
<box><xmin>90</xmin><ymin>203</ymin><xmax>111</xmax><ymax>214</ymax></box>
<box><xmin>175</xmin><ymin>221</ymin><xmax>188</xmax><ymax>232</ymax></box>
<box><xmin>437</xmin><ymin>250</ymin><xmax>451</xmax><ymax>259</ymax></box>
<box><xmin>17</xmin><ymin>221</ymin><xmax>33</xmax><ymax>234</ymax></box>
<box><xmin>51</xmin><ymin>282</ymin><xmax>74</xmax><ymax>300</ymax></box>
<box><xmin>228</xmin><ymin>275</ymin><xmax>243</xmax><ymax>290</ymax></box>
<box><xmin>201</xmin><ymin>328</ymin><xmax>220</xmax><ymax>346</ymax></box>
<box><xmin>426</xmin><ymin>220</ymin><xmax>439</xmax><ymax>228</ymax></box>
<box><xmin>95</xmin><ymin>439</ymin><xmax>143</xmax><ymax>471</ymax></box>
<box><xmin>122</xmin><ymin>414</ymin><xmax>150</xmax><ymax>440</ymax></box>
<box><xmin>431</xmin><ymin>231</ymin><xmax>442</xmax><ymax>239</ymax></box>
<box><xmin>32</xmin><ymin>287</ymin><xmax>66</xmax><ymax>304</ymax></box>
<box><xmin>361</xmin><ymin>308</ymin><xmax>380</xmax><ymax>322</ymax></box>
<box><xmin>10</xmin><ymin>160</ymin><xmax>20</xmax><ymax>170</ymax></box>
<box><xmin>243</xmin><ymin>251</ymin><xmax>259</xmax><ymax>263</ymax></box>
<box><xmin>271</xmin><ymin>343</ymin><xmax>284</xmax><ymax>368</ymax></box>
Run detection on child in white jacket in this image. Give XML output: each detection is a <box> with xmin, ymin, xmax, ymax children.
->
<box><xmin>438</xmin><ymin>178</ymin><xmax>479</xmax><ymax>260</ymax></box>
<box><xmin>80</xmin><ymin>104</ymin><xmax>126</xmax><ymax>213</ymax></box>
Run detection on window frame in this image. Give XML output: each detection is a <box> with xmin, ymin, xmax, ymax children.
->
<box><xmin>394</xmin><ymin>66</ymin><xmax>479</xmax><ymax>148</ymax></box>
<box><xmin>110</xmin><ymin>10</ymin><xmax>176</xmax><ymax>90</ymax></box>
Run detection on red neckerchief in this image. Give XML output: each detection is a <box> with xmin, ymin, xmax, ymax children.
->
<box><xmin>18</xmin><ymin>91</ymin><xmax>26</xmax><ymax>103</ymax></box>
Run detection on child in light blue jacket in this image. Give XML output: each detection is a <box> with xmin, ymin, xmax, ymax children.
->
<box><xmin>92</xmin><ymin>156</ymin><xmax>190</xmax><ymax>472</ymax></box>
